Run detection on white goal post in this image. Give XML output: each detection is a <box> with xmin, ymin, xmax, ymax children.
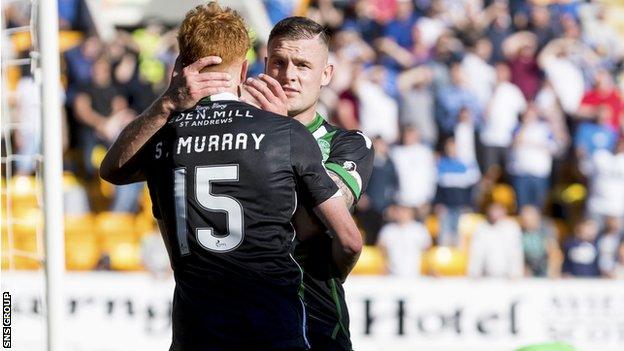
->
<box><xmin>37</xmin><ymin>0</ymin><xmax>65</xmax><ymax>350</ymax></box>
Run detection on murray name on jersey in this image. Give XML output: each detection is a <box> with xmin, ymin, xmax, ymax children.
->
<box><xmin>174</xmin><ymin>132</ymin><xmax>266</xmax><ymax>155</ymax></box>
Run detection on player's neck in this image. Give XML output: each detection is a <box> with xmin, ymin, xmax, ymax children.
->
<box><xmin>198</xmin><ymin>88</ymin><xmax>240</xmax><ymax>105</ymax></box>
<box><xmin>293</xmin><ymin>107</ymin><xmax>318</xmax><ymax>127</ymax></box>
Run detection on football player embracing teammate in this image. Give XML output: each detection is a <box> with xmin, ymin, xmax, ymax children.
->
<box><xmin>186</xmin><ymin>17</ymin><xmax>374</xmax><ymax>351</ymax></box>
<box><xmin>101</xmin><ymin>4</ymin><xmax>362</xmax><ymax>351</ymax></box>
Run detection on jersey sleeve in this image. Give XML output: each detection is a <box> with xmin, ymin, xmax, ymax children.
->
<box><xmin>140</xmin><ymin>129</ymin><xmax>170</xmax><ymax>220</ymax></box>
<box><xmin>290</xmin><ymin>122</ymin><xmax>340</xmax><ymax>206</ymax></box>
<box><xmin>325</xmin><ymin>130</ymin><xmax>374</xmax><ymax>201</ymax></box>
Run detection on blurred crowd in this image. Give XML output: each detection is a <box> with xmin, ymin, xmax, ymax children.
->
<box><xmin>3</xmin><ymin>0</ymin><xmax>624</xmax><ymax>278</ymax></box>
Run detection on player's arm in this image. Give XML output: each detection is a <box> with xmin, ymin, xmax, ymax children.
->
<box><xmin>324</xmin><ymin>131</ymin><xmax>375</xmax><ymax>209</ymax></box>
<box><xmin>100</xmin><ymin>56</ymin><xmax>230</xmax><ymax>185</ymax></box>
<box><xmin>313</xmin><ymin>197</ymin><xmax>363</xmax><ymax>282</ymax></box>
<box><xmin>291</xmin><ymin>123</ymin><xmax>363</xmax><ymax>281</ymax></box>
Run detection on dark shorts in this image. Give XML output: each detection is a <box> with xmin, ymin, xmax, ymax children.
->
<box><xmin>307</xmin><ymin>318</ymin><xmax>352</xmax><ymax>351</ymax></box>
<box><xmin>170</xmin><ymin>284</ymin><xmax>309</xmax><ymax>351</ymax></box>
<box><xmin>479</xmin><ymin>145</ymin><xmax>509</xmax><ymax>174</ymax></box>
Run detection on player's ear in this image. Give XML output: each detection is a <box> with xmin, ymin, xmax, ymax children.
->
<box><xmin>240</xmin><ymin>59</ymin><xmax>249</xmax><ymax>82</ymax></box>
<box><xmin>321</xmin><ymin>63</ymin><xmax>334</xmax><ymax>87</ymax></box>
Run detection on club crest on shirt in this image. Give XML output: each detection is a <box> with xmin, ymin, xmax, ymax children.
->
<box><xmin>343</xmin><ymin>161</ymin><xmax>357</xmax><ymax>172</ymax></box>
<box><xmin>317</xmin><ymin>138</ymin><xmax>331</xmax><ymax>162</ymax></box>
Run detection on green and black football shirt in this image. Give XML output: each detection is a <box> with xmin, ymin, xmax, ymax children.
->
<box><xmin>294</xmin><ymin>113</ymin><xmax>374</xmax><ymax>351</ymax></box>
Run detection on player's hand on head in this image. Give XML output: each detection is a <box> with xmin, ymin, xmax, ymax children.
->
<box><xmin>242</xmin><ymin>74</ymin><xmax>288</xmax><ymax>116</ymax></box>
<box><xmin>164</xmin><ymin>56</ymin><xmax>232</xmax><ymax>112</ymax></box>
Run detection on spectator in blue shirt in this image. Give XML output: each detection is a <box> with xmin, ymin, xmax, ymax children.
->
<box><xmin>247</xmin><ymin>42</ymin><xmax>267</xmax><ymax>78</ymax></box>
<box><xmin>341</xmin><ymin>4</ymin><xmax>384</xmax><ymax>43</ymax></box>
<box><xmin>383</xmin><ymin>0</ymin><xmax>419</xmax><ymax>49</ymax></box>
<box><xmin>575</xmin><ymin>106</ymin><xmax>618</xmax><ymax>160</ymax></box>
<box><xmin>434</xmin><ymin>136</ymin><xmax>480</xmax><ymax>246</ymax></box>
<box><xmin>436</xmin><ymin>63</ymin><xmax>482</xmax><ymax>136</ymax></box>
<box><xmin>562</xmin><ymin>218</ymin><xmax>600</xmax><ymax>277</ymax></box>
<box><xmin>486</xmin><ymin>2</ymin><xmax>513</xmax><ymax>63</ymax></box>
<box><xmin>64</xmin><ymin>35</ymin><xmax>103</xmax><ymax>106</ymax></box>
<box><xmin>264</xmin><ymin>0</ymin><xmax>293</xmax><ymax>24</ymax></box>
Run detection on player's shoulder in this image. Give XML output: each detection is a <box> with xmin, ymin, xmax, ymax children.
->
<box><xmin>330</xmin><ymin>127</ymin><xmax>374</xmax><ymax>153</ymax></box>
<box><xmin>334</xmin><ymin>128</ymin><xmax>372</xmax><ymax>144</ymax></box>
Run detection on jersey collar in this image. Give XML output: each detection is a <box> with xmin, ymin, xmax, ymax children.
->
<box><xmin>306</xmin><ymin>112</ymin><xmax>325</xmax><ymax>133</ymax></box>
<box><xmin>198</xmin><ymin>92</ymin><xmax>239</xmax><ymax>105</ymax></box>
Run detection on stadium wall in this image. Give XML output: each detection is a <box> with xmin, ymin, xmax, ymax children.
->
<box><xmin>3</xmin><ymin>273</ymin><xmax>624</xmax><ymax>351</ymax></box>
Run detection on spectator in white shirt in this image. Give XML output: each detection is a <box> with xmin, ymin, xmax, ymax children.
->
<box><xmin>462</xmin><ymin>37</ymin><xmax>495</xmax><ymax>110</ymax></box>
<box><xmin>508</xmin><ymin>104</ymin><xmax>558</xmax><ymax>209</ymax></box>
<box><xmin>356</xmin><ymin>65</ymin><xmax>399</xmax><ymax>143</ymax></box>
<box><xmin>479</xmin><ymin>63</ymin><xmax>526</xmax><ymax>178</ymax></box>
<box><xmin>13</xmin><ymin>73</ymin><xmax>42</xmax><ymax>175</ymax></box>
<box><xmin>455</xmin><ymin>106</ymin><xmax>478</xmax><ymax>165</ymax></box>
<box><xmin>391</xmin><ymin>126</ymin><xmax>437</xmax><ymax>212</ymax></box>
<box><xmin>377</xmin><ymin>204</ymin><xmax>432</xmax><ymax>277</ymax></box>
<box><xmin>468</xmin><ymin>202</ymin><xmax>524</xmax><ymax>278</ymax></box>
<box><xmin>598</xmin><ymin>216</ymin><xmax>623</xmax><ymax>278</ymax></box>
<box><xmin>583</xmin><ymin>138</ymin><xmax>624</xmax><ymax>224</ymax></box>
<box><xmin>537</xmin><ymin>38</ymin><xmax>585</xmax><ymax>115</ymax></box>
<box><xmin>612</xmin><ymin>242</ymin><xmax>624</xmax><ymax>279</ymax></box>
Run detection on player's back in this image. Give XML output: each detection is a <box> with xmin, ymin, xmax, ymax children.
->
<box><xmin>142</xmin><ymin>93</ymin><xmax>336</xmax><ymax>350</ymax></box>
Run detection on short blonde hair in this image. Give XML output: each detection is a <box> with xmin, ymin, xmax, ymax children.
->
<box><xmin>177</xmin><ymin>2</ymin><xmax>250</xmax><ymax>69</ymax></box>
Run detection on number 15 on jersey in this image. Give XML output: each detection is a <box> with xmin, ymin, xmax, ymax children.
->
<box><xmin>174</xmin><ymin>165</ymin><xmax>245</xmax><ymax>255</ymax></box>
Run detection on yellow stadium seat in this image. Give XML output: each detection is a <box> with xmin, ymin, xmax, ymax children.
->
<box><xmin>1</xmin><ymin>231</ymin><xmax>9</xmax><ymax>270</ymax></box>
<box><xmin>63</xmin><ymin>171</ymin><xmax>81</xmax><ymax>188</ymax></box>
<box><xmin>91</xmin><ymin>144</ymin><xmax>107</xmax><ymax>170</ymax></box>
<box><xmin>65</xmin><ymin>214</ymin><xmax>96</xmax><ymax>242</ymax></box>
<box><xmin>491</xmin><ymin>183</ymin><xmax>516</xmax><ymax>213</ymax></box>
<box><xmin>135</xmin><ymin>213</ymin><xmax>157</xmax><ymax>239</ymax></box>
<box><xmin>7</xmin><ymin>65</ymin><xmax>21</xmax><ymax>91</ymax></box>
<box><xmin>1</xmin><ymin>228</ymin><xmax>8</xmax><ymax>247</ymax></box>
<box><xmin>65</xmin><ymin>214</ymin><xmax>98</xmax><ymax>270</ymax></box>
<box><xmin>10</xmin><ymin>31</ymin><xmax>31</xmax><ymax>53</ymax></box>
<box><xmin>13</xmin><ymin>256</ymin><xmax>41</xmax><ymax>270</ymax></box>
<box><xmin>10</xmin><ymin>30</ymin><xmax>83</xmax><ymax>54</ymax></box>
<box><xmin>351</xmin><ymin>246</ymin><xmax>385</xmax><ymax>275</ymax></box>
<box><xmin>1</xmin><ymin>253</ymin><xmax>8</xmax><ymax>270</ymax></box>
<box><xmin>95</xmin><ymin>212</ymin><xmax>142</xmax><ymax>270</ymax></box>
<box><xmin>66</xmin><ymin>241</ymin><xmax>100</xmax><ymax>270</ymax></box>
<box><xmin>95</xmin><ymin>212</ymin><xmax>136</xmax><ymax>240</ymax></box>
<box><xmin>2</xmin><ymin>178</ymin><xmax>41</xmax><ymax>270</ymax></box>
<box><xmin>59</xmin><ymin>31</ymin><xmax>84</xmax><ymax>51</ymax></box>
<box><xmin>422</xmin><ymin>246</ymin><xmax>467</xmax><ymax>276</ymax></box>
<box><xmin>425</xmin><ymin>215</ymin><xmax>439</xmax><ymax>239</ymax></box>
<box><xmin>11</xmin><ymin>208</ymin><xmax>42</xmax><ymax>241</ymax></box>
<box><xmin>108</xmin><ymin>242</ymin><xmax>143</xmax><ymax>271</ymax></box>
<box><xmin>7</xmin><ymin>175</ymin><xmax>39</xmax><ymax>210</ymax></box>
<box><xmin>13</xmin><ymin>234</ymin><xmax>41</xmax><ymax>270</ymax></box>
